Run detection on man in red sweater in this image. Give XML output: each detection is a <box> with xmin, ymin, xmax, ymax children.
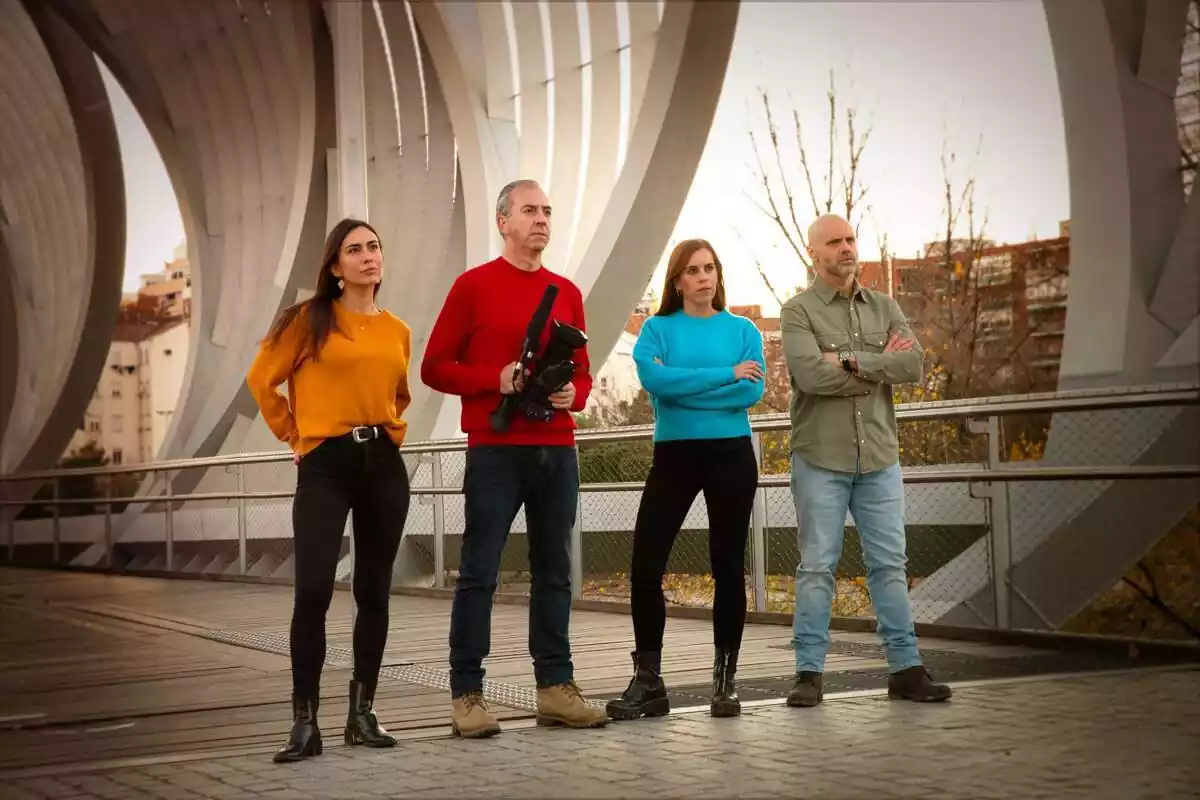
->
<box><xmin>422</xmin><ymin>179</ymin><xmax>609</xmax><ymax>737</ymax></box>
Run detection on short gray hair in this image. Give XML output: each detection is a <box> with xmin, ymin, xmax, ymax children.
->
<box><xmin>495</xmin><ymin>179</ymin><xmax>541</xmax><ymax>218</ymax></box>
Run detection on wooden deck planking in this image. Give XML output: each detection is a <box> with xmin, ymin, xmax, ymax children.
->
<box><xmin>0</xmin><ymin>567</ymin><xmax>1053</xmax><ymax>773</ymax></box>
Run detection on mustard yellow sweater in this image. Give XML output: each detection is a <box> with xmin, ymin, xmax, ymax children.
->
<box><xmin>247</xmin><ymin>303</ymin><xmax>411</xmax><ymax>455</ymax></box>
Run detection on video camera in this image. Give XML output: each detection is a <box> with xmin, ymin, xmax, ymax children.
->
<box><xmin>489</xmin><ymin>285</ymin><xmax>588</xmax><ymax>433</ymax></box>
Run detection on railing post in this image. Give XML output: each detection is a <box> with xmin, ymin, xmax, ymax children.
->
<box><xmin>4</xmin><ymin>497</ymin><xmax>14</xmax><ymax>564</ymax></box>
<box><xmin>968</xmin><ymin>415</ymin><xmax>1012</xmax><ymax>629</ymax></box>
<box><xmin>103</xmin><ymin>476</ymin><xmax>113</xmax><ymax>569</ymax></box>
<box><xmin>573</xmin><ymin>455</ymin><xmax>588</xmax><ymax>599</ymax></box>
<box><xmin>430</xmin><ymin>452</ymin><xmax>446</xmax><ymax>589</ymax></box>
<box><xmin>236</xmin><ymin>464</ymin><xmax>247</xmax><ymax>575</ymax></box>
<box><xmin>750</xmin><ymin>433</ymin><xmax>769</xmax><ymax>613</ymax></box>
<box><xmin>51</xmin><ymin>477</ymin><xmax>60</xmax><ymax>565</ymax></box>
<box><xmin>164</xmin><ymin>470</ymin><xmax>174</xmax><ymax>571</ymax></box>
<box><xmin>570</xmin><ymin>491</ymin><xmax>584</xmax><ymax>602</ymax></box>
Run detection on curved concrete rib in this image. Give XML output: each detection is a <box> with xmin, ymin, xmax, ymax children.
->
<box><xmin>53</xmin><ymin>1</ymin><xmax>327</xmax><ymax>467</ymax></box>
<box><xmin>0</xmin><ymin>0</ymin><xmax>123</xmax><ymax>477</ymax></box>
<box><xmin>369</xmin><ymin>3</ymin><xmax>459</xmax><ymax>442</ymax></box>
<box><xmin>910</xmin><ymin>0</ymin><xmax>1200</xmax><ymax>630</ymax></box>
<box><xmin>566</xmin><ymin>1</ymin><xmax>621</xmax><ymax>277</ymax></box>
<box><xmin>573</xmin><ymin>0</ymin><xmax>740</xmax><ymax>370</ymax></box>
<box><xmin>541</xmin><ymin>1</ymin><xmax>583</xmax><ymax>272</ymax></box>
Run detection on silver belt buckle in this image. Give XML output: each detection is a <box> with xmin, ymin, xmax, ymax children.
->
<box><xmin>351</xmin><ymin>426</ymin><xmax>373</xmax><ymax>443</ymax></box>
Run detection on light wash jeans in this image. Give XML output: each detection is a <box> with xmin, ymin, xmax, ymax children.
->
<box><xmin>789</xmin><ymin>454</ymin><xmax>921</xmax><ymax>674</ymax></box>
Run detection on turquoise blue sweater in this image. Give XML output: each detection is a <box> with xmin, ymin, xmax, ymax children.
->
<box><xmin>632</xmin><ymin>310</ymin><xmax>766</xmax><ymax>442</ymax></box>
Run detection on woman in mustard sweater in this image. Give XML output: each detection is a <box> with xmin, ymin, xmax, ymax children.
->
<box><xmin>247</xmin><ymin>218</ymin><xmax>412</xmax><ymax>763</ymax></box>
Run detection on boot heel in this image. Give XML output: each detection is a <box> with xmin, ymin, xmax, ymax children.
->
<box><xmin>344</xmin><ymin>728</ymin><xmax>360</xmax><ymax>746</ymax></box>
<box><xmin>535</xmin><ymin>714</ymin><xmax>562</xmax><ymax>727</ymax></box>
<box><xmin>312</xmin><ymin>735</ymin><xmax>323</xmax><ymax>756</ymax></box>
<box><xmin>643</xmin><ymin>696</ymin><xmax>671</xmax><ymax>717</ymax></box>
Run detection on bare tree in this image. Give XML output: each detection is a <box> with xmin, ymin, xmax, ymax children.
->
<box><xmin>743</xmin><ymin>72</ymin><xmax>874</xmax><ymax>302</ymax></box>
<box><xmin>1179</xmin><ymin>0</ymin><xmax>1200</xmax><ymax>193</ymax></box>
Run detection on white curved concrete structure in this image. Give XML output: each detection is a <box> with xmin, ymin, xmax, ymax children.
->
<box><xmin>0</xmin><ymin>0</ymin><xmax>124</xmax><ymax>479</ymax></box>
<box><xmin>1</xmin><ymin>1</ymin><xmax>1195</xmax><ymax>627</ymax></box>
<box><xmin>0</xmin><ymin>0</ymin><xmax>738</xmax><ymax>568</ymax></box>
<box><xmin>911</xmin><ymin>0</ymin><xmax>1200</xmax><ymax>629</ymax></box>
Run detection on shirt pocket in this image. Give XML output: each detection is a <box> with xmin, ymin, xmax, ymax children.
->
<box><xmin>815</xmin><ymin>334</ymin><xmax>852</xmax><ymax>353</ymax></box>
<box><xmin>860</xmin><ymin>332</ymin><xmax>889</xmax><ymax>352</ymax></box>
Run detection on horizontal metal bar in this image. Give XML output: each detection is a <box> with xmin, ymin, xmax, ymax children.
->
<box><xmin>757</xmin><ymin>465</ymin><xmax>1200</xmax><ymax>486</ymax></box>
<box><xmin>2</xmin><ymin>382</ymin><xmax>1195</xmax><ymax>482</ymax></box>
<box><xmin>5</xmin><ymin>464</ymin><xmax>1194</xmax><ymax>508</ymax></box>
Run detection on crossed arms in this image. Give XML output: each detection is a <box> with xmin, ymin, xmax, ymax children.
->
<box><xmin>780</xmin><ymin>298</ymin><xmax>922</xmax><ymax>397</ymax></box>
<box><xmin>632</xmin><ymin>321</ymin><xmax>765</xmax><ymax>410</ymax></box>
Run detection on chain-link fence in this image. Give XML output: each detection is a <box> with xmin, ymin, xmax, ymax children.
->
<box><xmin>2</xmin><ymin>384</ymin><xmax>1197</xmax><ymax>639</ymax></box>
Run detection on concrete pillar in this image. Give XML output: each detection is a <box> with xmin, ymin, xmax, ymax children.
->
<box><xmin>330</xmin><ymin>0</ymin><xmax>369</xmax><ymax>220</ymax></box>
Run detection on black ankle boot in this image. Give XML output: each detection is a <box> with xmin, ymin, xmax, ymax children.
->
<box><xmin>273</xmin><ymin>695</ymin><xmax>322</xmax><ymax>763</ymax></box>
<box><xmin>710</xmin><ymin>647</ymin><xmax>740</xmax><ymax>718</ymax></box>
<box><xmin>344</xmin><ymin>679</ymin><xmax>397</xmax><ymax>747</ymax></box>
<box><xmin>605</xmin><ymin>651</ymin><xmax>670</xmax><ymax>720</ymax></box>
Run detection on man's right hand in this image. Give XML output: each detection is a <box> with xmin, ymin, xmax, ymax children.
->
<box><xmin>884</xmin><ymin>332</ymin><xmax>916</xmax><ymax>353</ymax></box>
<box><xmin>500</xmin><ymin>362</ymin><xmax>525</xmax><ymax>395</ymax></box>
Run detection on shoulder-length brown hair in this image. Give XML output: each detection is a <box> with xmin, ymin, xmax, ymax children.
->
<box><xmin>655</xmin><ymin>238</ymin><xmax>727</xmax><ymax>317</ymax></box>
<box><xmin>263</xmin><ymin>218</ymin><xmax>381</xmax><ymax>362</ymax></box>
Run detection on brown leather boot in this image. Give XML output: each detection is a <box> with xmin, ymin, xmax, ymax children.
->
<box><xmin>450</xmin><ymin>692</ymin><xmax>502</xmax><ymax>738</ymax></box>
<box><xmin>536</xmin><ymin>681</ymin><xmax>610</xmax><ymax>729</ymax></box>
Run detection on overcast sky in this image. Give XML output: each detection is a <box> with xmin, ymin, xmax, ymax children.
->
<box><xmin>105</xmin><ymin>0</ymin><xmax>1070</xmax><ymax>315</ymax></box>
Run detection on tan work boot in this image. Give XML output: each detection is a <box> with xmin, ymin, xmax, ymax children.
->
<box><xmin>535</xmin><ymin>681</ymin><xmax>610</xmax><ymax>729</ymax></box>
<box><xmin>450</xmin><ymin>692</ymin><xmax>501</xmax><ymax>738</ymax></box>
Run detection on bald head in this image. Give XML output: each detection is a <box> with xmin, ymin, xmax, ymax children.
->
<box><xmin>808</xmin><ymin>214</ymin><xmax>853</xmax><ymax>248</ymax></box>
<box><xmin>807</xmin><ymin>214</ymin><xmax>858</xmax><ymax>288</ymax></box>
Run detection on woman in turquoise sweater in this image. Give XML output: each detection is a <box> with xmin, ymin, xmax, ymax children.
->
<box><xmin>606</xmin><ymin>239</ymin><xmax>765</xmax><ymax>721</ymax></box>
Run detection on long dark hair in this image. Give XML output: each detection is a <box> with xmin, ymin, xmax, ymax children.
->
<box><xmin>264</xmin><ymin>218</ymin><xmax>381</xmax><ymax>362</ymax></box>
<box><xmin>655</xmin><ymin>238</ymin><xmax>727</xmax><ymax>317</ymax></box>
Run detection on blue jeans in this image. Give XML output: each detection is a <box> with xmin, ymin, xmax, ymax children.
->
<box><xmin>789</xmin><ymin>454</ymin><xmax>921</xmax><ymax>674</ymax></box>
<box><xmin>448</xmin><ymin>445</ymin><xmax>579</xmax><ymax>696</ymax></box>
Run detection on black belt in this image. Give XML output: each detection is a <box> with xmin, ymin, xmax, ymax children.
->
<box><xmin>344</xmin><ymin>425</ymin><xmax>385</xmax><ymax>443</ymax></box>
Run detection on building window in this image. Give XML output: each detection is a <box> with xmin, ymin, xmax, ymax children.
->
<box><xmin>973</xmin><ymin>253</ymin><xmax>1012</xmax><ymax>287</ymax></box>
<box><xmin>112</xmin><ymin>415</ymin><xmax>123</xmax><ymax>433</ymax></box>
<box><xmin>978</xmin><ymin>307</ymin><xmax>1013</xmax><ymax>336</ymax></box>
<box><xmin>1026</xmin><ymin>270</ymin><xmax>1069</xmax><ymax>303</ymax></box>
<box><xmin>112</xmin><ymin>449</ymin><xmax>123</xmax><ymax>465</ymax></box>
<box><xmin>88</xmin><ymin>419</ymin><xmax>100</xmax><ymax>433</ymax></box>
<box><xmin>112</xmin><ymin>386</ymin><xmax>122</xmax><ymax>399</ymax></box>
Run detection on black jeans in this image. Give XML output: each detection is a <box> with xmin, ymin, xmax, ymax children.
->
<box><xmin>448</xmin><ymin>445</ymin><xmax>579</xmax><ymax>696</ymax></box>
<box><xmin>630</xmin><ymin>436</ymin><xmax>758</xmax><ymax>654</ymax></box>
<box><xmin>291</xmin><ymin>433</ymin><xmax>411</xmax><ymax>698</ymax></box>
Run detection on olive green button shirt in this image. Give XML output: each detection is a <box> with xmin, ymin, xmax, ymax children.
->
<box><xmin>780</xmin><ymin>274</ymin><xmax>923</xmax><ymax>474</ymax></box>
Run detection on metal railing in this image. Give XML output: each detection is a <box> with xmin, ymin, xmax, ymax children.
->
<box><xmin>2</xmin><ymin>382</ymin><xmax>1198</xmax><ymax>632</ymax></box>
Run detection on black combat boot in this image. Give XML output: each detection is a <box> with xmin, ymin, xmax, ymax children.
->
<box><xmin>273</xmin><ymin>695</ymin><xmax>322</xmax><ymax>763</ymax></box>
<box><xmin>887</xmin><ymin>666</ymin><xmax>952</xmax><ymax>702</ymax></box>
<box><xmin>786</xmin><ymin>671</ymin><xmax>823</xmax><ymax>708</ymax></box>
<box><xmin>710</xmin><ymin>647</ymin><xmax>741</xmax><ymax>718</ymax></box>
<box><xmin>605</xmin><ymin>651</ymin><xmax>670</xmax><ymax>720</ymax></box>
<box><xmin>344</xmin><ymin>679</ymin><xmax>397</xmax><ymax>747</ymax></box>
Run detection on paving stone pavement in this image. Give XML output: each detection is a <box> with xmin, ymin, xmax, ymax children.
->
<box><xmin>2</xmin><ymin>668</ymin><xmax>1197</xmax><ymax>800</ymax></box>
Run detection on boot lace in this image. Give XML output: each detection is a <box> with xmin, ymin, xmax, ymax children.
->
<box><xmin>461</xmin><ymin>691</ymin><xmax>488</xmax><ymax>712</ymax></box>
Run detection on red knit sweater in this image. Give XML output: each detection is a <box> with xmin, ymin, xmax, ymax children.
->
<box><xmin>421</xmin><ymin>257</ymin><xmax>592</xmax><ymax>446</ymax></box>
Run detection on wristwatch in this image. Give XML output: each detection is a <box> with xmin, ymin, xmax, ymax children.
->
<box><xmin>839</xmin><ymin>346</ymin><xmax>854</xmax><ymax>372</ymax></box>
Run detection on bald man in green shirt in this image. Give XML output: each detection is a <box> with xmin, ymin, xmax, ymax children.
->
<box><xmin>780</xmin><ymin>214</ymin><xmax>951</xmax><ymax>707</ymax></box>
